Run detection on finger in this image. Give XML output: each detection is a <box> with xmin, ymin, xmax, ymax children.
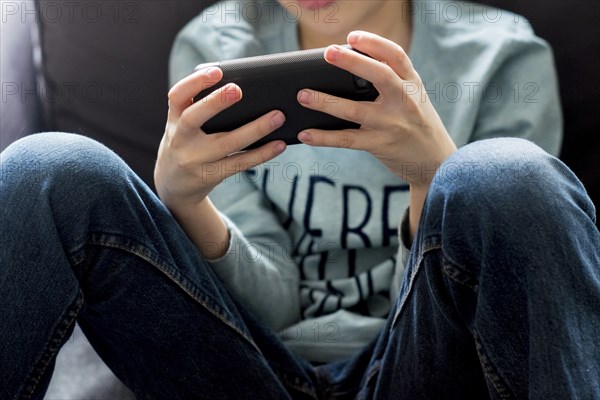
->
<box><xmin>215</xmin><ymin>140</ymin><xmax>287</xmax><ymax>180</ymax></box>
<box><xmin>297</xmin><ymin>89</ymin><xmax>377</xmax><ymax>127</ymax></box>
<box><xmin>168</xmin><ymin>67</ymin><xmax>223</xmax><ymax>118</ymax></box>
<box><xmin>178</xmin><ymin>83</ymin><xmax>243</xmax><ymax>135</ymax></box>
<box><xmin>209</xmin><ymin>110</ymin><xmax>286</xmax><ymax>159</ymax></box>
<box><xmin>323</xmin><ymin>44</ymin><xmax>402</xmax><ymax>98</ymax></box>
<box><xmin>297</xmin><ymin>128</ymin><xmax>370</xmax><ymax>151</ymax></box>
<box><xmin>347</xmin><ymin>31</ymin><xmax>419</xmax><ymax>82</ymax></box>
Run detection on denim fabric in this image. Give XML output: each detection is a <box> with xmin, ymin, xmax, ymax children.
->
<box><xmin>1</xmin><ymin>133</ymin><xmax>599</xmax><ymax>399</ymax></box>
<box><xmin>0</xmin><ymin>133</ymin><xmax>317</xmax><ymax>400</ymax></box>
<box><xmin>369</xmin><ymin>139</ymin><xmax>600</xmax><ymax>399</ymax></box>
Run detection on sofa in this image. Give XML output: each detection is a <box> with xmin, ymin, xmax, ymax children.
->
<box><xmin>1</xmin><ymin>0</ymin><xmax>598</xmax><ymax>398</ymax></box>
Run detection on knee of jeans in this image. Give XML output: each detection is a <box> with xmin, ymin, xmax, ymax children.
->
<box><xmin>1</xmin><ymin>132</ymin><xmax>131</xmax><ymax>196</ymax></box>
<box><xmin>429</xmin><ymin>137</ymin><xmax>593</xmax><ymax>224</ymax></box>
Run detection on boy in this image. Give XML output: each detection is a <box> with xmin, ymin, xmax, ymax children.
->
<box><xmin>2</xmin><ymin>1</ymin><xmax>599</xmax><ymax>398</ymax></box>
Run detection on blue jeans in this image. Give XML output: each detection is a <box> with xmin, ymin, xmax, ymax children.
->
<box><xmin>1</xmin><ymin>132</ymin><xmax>599</xmax><ymax>399</ymax></box>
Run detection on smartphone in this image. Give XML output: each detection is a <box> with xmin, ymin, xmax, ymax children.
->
<box><xmin>193</xmin><ymin>45</ymin><xmax>379</xmax><ymax>149</ymax></box>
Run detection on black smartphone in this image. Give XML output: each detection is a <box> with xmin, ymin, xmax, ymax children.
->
<box><xmin>193</xmin><ymin>45</ymin><xmax>379</xmax><ymax>149</ymax></box>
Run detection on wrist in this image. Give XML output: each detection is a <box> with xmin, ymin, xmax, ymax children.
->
<box><xmin>170</xmin><ymin>197</ymin><xmax>231</xmax><ymax>260</ymax></box>
<box><xmin>408</xmin><ymin>182</ymin><xmax>430</xmax><ymax>241</ymax></box>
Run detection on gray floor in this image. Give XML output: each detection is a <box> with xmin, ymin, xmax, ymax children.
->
<box><xmin>44</xmin><ymin>325</ymin><xmax>134</xmax><ymax>400</ymax></box>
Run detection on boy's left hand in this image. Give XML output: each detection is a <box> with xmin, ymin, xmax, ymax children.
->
<box><xmin>297</xmin><ymin>31</ymin><xmax>457</xmax><ymax>190</ymax></box>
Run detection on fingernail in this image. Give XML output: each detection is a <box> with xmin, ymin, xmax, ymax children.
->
<box><xmin>348</xmin><ymin>32</ymin><xmax>361</xmax><ymax>45</ymax></box>
<box><xmin>298</xmin><ymin>131</ymin><xmax>312</xmax><ymax>143</ymax></box>
<box><xmin>298</xmin><ymin>90</ymin><xmax>311</xmax><ymax>104</ymax></box>
<box><xmin>206</xmin><ymin>67</ymin><xmax>220</xmax><ymax>79</ymax></box>
<box><xmin>270</xmin><ymin>111</ymin><xmax>285</xmax><ymax>128</ymax></box>
<box><xmin>222</xmin><ymin>83</ymin><xmax>239</xmax><ymax>102</ymax></box>
<box><xmin>274</xmin><ymin>142</ymin><xmax>286</xmax><ymax>154</ymax></box>
<box><xmin>325</xmin><ymin>45</ymin><xmax>342</xmax><ymax>61</ymax></box>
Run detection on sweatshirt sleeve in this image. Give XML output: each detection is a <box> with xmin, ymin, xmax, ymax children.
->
<box><xmin>207</xmin><ymin>174</ymin><xmax>301</xmax><ymax>331</ymax></box>
<box><xmin>168</xmin><ymin>8</ymin><xmax>264</xmax><ymax>88</ymax></box>
<box><xmin>470</xmin><ymin>23</ymin><xmax>563</xmax><ymax>156</ymax></box>
<box><xmin>168</xmin><ymin>17</ymin><xmax>219</xmax><ymax>87</ymax></box>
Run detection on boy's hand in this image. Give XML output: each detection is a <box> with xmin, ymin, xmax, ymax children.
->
<box><xmin>154</xmin><ymin>67</ymin><xmax>286</xmax><ymax>213</ymax></box>
<box><xmin>296</xmin><ymin>30</ymin><xmax>457</xmax><ymax>190</ymax></box>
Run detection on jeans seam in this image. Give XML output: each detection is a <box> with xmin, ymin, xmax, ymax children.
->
<box><xmin>390</xmin><ymin>241</ymin><xmax>441</xmax><ymax>329</ymax></box>
<box><xmin>440</xmin><ymin>252</ymin><xmax>514</xmax><ymax>397</ymax></box>
<box><xmin>19</xmin><ymin>291</ymin><xmax>84</xmax><ymax>400</ymax></box>
<box><xmin>473</xmin><ymin>331</ymin><xmax>515</xmax><ymax>399</ymax></box>
<box><xmin>440</xmin><ymin>257</ymin><xmax>479</xmax><ymax>292</ymax></box>
<box><xmin>355</xmin><ymin>359</ymin><xmax>381</xmax><ymax>400</ymax></box>
<box><xmin>315</xmin><ymin>360</ymin><xmax>381</xmax><ymax>400</ymax></box>
<box><xmin>86</xmin><ymin>234</ymin><xmax>262</xmax><ymax>355</ymax></box>
<box><xmin>278</xmin><ymin>372</ymin><xmax>319</xmax><ymax>399</ymax></box>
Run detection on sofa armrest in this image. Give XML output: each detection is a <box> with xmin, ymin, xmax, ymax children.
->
<box><xmin>0</xmin><ymin>0</ymin><xmax>43</xmax><ymax>151</ymax></box>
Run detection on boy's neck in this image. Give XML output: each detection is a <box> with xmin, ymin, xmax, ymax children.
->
<box><xmin>298</xmin><ymin>1</ymin><xmax>413</xmax><ymax>52</ymax></box>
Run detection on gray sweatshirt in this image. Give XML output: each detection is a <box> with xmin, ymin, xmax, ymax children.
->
<box><xmin>169</xmin><ymin>0</ymin><xmax>562</xmax><ymax>362</ymax></box>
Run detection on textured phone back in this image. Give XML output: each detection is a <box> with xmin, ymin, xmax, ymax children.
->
<box><xmin>194</xmin><ymin>46</ymin><xmax>379</xmax><ymax>148</ymax></box>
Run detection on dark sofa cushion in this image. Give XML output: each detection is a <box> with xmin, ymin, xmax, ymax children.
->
<box><xmin>37</xmin><ymin>0</ymin><xmax>217</xmax><ymax>185</ymax></box>
<box><xmin>0</xmin><ymin>1</ymin><xmax>42</xmax><ymax>151</ymax></box>
<box><xmin>481</xmin><ymin>0</ymin><xmax>600</xmax><ymax>223</ymax></box>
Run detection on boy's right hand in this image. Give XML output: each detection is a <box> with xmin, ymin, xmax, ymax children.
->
<box><xmin>154</xmin><ymin>67</ymin><xmax>286</xmax><ymax>213</ymax></box>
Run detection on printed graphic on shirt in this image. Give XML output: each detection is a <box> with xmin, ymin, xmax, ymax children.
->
<box><xmin>244</xmin><ymin>152</ymin><xmax>408</xmax><ymax>319</ymax></box>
